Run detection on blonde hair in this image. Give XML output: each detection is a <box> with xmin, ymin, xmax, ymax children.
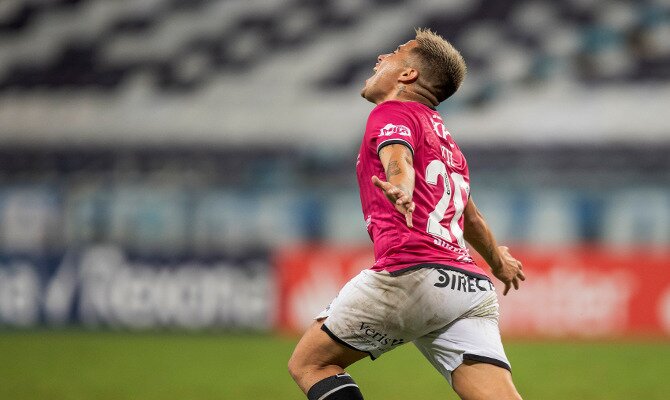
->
<box><xmin>412</xmin><ymin>28</ymin><xmax>467</xmax><ymax>102</ymax></box>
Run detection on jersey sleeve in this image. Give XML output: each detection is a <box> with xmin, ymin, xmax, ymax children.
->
<box><xmin>364</xmin><ymin>102</ymin><xmax>419</xmax><ymax>155</ymax></box>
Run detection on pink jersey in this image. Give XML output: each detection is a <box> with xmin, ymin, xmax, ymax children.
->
<box><xmin>357</xmin><ymin>100</ymin><xmax>488</xmax><ymax>279</ymax></box>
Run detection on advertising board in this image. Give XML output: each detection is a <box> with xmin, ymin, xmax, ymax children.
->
<box><xmin>276</xmin><ymin>244</ymin><xmax>670</xmax><ymax>337</ymax></box>
<box><xmin>0</xmin><ymin>246</ymin><xmax>274</xmax><ymax>330</ymax></box>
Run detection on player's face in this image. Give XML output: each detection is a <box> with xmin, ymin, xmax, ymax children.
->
<box><xmin>361</xmin><ymin>40</ymin><xmax>417</xmax><ymax>103</ymax></box>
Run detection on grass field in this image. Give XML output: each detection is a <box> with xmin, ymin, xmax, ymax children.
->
<box><xmin>1</xmin><ymin>331</ymin><xmax>669</xmax><ymax>399</ymax></box>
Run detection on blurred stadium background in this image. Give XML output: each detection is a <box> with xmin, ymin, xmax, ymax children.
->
<box><xmin>0</xmin><ymin>0</ymin><xmax>669</xmax><ymax>399</ymax></box>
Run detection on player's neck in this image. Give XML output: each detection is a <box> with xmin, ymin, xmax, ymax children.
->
<box><xmin>380</xmin><ymin>85</ymin><xmax>438</xmax><ymax>109</ymax></box>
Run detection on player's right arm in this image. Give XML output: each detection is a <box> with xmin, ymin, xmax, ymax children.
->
<box><xmin>462</xmin><ymin>197</ymin><xmax>525</xmax><ymax>295</ymax></box>
<box><xmin>372</xmin><ymin>143</ymin><xmax>416</xmax><ymax>228</ymax></box>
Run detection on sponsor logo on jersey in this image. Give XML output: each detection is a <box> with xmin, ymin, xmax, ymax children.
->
<box><xmin>379</xmin><ymin>123</ymin><xmax>411</xmax><ymax>137</ymax></box>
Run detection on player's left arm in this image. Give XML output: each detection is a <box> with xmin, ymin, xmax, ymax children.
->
<box><xmin>463</xmin><ymin>197</ymin><xmax>525</xmax><ymax>295</ymax></box>
<box><xmin>372</xmin><ymin>144</ymin><xmax>416</xmax><ymax>228</ymax></box>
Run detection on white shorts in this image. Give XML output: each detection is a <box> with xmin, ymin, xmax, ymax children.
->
<box><xmin>316</xmin><ymin>267</ymin><xmax>510</xmax><ymax>385</ymax></box>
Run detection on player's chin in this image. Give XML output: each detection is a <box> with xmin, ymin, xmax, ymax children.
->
<box><xmin>360</xmin><ymin>81</ymin><xmax>369</xmax><ymax>95</ymax></box>
<box><xmin>360</xmin><ymin>83</ymin><xmax>375</xmax><ymax>101</ymax></box>
<box><xmin>361</xmin><ymin>77</ymin><xmax>374</xmax><ymax>97</ymax></box>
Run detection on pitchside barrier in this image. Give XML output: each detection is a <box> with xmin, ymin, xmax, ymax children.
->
<box><xmin>3</xmin><ymin>243</ymin><xmax>670</xmax><ymax>338</ymax></box>
<box><xmin>276</xmin><ymin>244</ymin><xmax>670</xmax><ymax>338</ymax></box>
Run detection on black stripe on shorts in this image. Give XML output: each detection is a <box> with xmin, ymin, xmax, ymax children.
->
<box><xmin>321</xmin><ymin>324</ymin><xmax>375</xmax><ymax>360</ymax></box>
<box><xmin>463</xmin><ymin>353</ymin><xmax>511</xmax><ymax>372</ymax></box>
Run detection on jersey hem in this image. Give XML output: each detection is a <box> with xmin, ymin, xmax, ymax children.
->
<box><xmin>386</xmin><ymin>263</ymin><xmax>491</xmax><ymax>281</ymax></box>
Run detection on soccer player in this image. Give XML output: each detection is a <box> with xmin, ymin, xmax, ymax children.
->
<box><xmin>288</xmin><ymin>28</ymin><xmax>526</xmax><ymax>400</ymax></box>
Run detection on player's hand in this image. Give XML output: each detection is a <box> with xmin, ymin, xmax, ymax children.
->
<box><xmin>371</xmin><ymin>175</ymin><xmax>415</xmax><ymax>228</ymax></box>
<box><xmin>490</xmin><ymin>246</ymin><xmax>525</xmax><ymax>295</ymax></box>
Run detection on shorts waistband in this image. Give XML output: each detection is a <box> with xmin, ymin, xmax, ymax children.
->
<box><xmin>387</xmin><ymin>263</ymin><xmax>491</xmax><ymax>282</ymax></box>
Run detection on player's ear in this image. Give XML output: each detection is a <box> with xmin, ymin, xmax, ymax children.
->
<box><xmin>398</xmin><ymin>67</ymin><xmax>419</xmax><ymax>84</ymax></box>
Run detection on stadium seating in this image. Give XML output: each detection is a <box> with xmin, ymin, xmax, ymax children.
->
<box><xmin>0</xmin><ymin>0</ymin><xmax>668</xmax><ymax>254</ymax></box>
<box><xmin>0</xmin><ymin>0</ymin><xmax>667</xmax><ymax>94</ymax></box>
